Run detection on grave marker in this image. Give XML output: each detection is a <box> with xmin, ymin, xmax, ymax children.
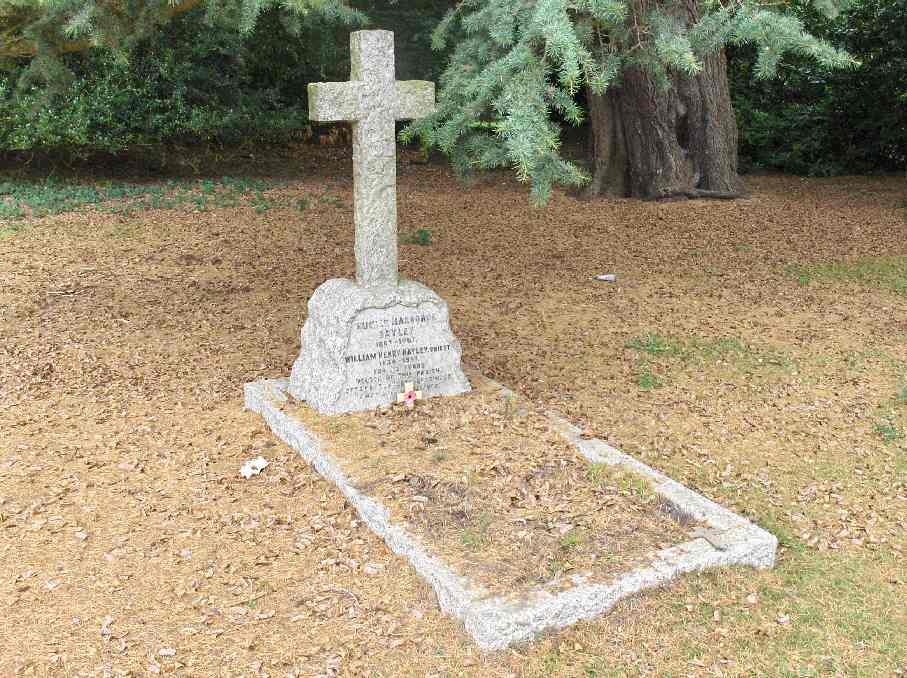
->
<box><xmin>289</xmin><ymin>30</ymin><xmax>470</xmax><ymax>414</ymax></box>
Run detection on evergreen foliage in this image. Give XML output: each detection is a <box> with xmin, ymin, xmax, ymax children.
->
<box><xmin>0</xmin><ymin>0</ymin><xmax>362</xmax><ymax>90</ymax></box>
<box><xmin>731</xmin><ymin>0</ymin><xmax>906</xmax><ymax>174</ymax></box>
<box><xmin>2</xmin><ymin>0</ymin><xmax>894</xmax><ymax>183</ymax></box>
<box><xmin>403</xmin><ymin>0</ymin><xmax>856</xmax><ymax>204</ymax></box>
<box><xmin>0</xmin><ymin>6</ymin><xmax>356</xmax><ymax>152</ymax></box>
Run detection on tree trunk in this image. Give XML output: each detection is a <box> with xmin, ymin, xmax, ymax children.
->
<box><xmin>585</xmin><ymin>7</ymin><xmax>741</xmax><ymax>200</ymax></box>
<box><xmin>585</xmin><ymin>87</ymin><xmax>628</xmax><ymax>198</ymax></box>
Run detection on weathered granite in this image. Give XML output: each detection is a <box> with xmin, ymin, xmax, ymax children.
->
<box><xmin>307</xmin><ymin>30</ymin><xmax>435</xmax><ymax>288</ymax></box>
<box><xmin>293</xmin><ymin>30</ymin><xmax>466</xmax><ymax>414</ymax></box>
<box><xmin>289</xmin><ymin>279</ymin><xmax>471</xmax><ymax>415</ymax></box>
<box><xmin>244</xmin><ymin>374</ymin><xmax>778</xmax><ymax>651</ymax></box>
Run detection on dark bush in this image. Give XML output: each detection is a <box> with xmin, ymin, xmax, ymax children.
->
<box><xmin>0</xmin><ymin>7</ymin><xmax>349</xmax><ymax>153</ymax></box>
<box><xmin>730</xmin><ymin>0</ymin><xmax>907</xmax><ymax>175</ymax></box>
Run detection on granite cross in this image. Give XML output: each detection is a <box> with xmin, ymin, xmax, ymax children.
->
<box><xmin>307</xmin><ymin>30</ymin><xmax>436</xmax><ymax>288</ymax></box>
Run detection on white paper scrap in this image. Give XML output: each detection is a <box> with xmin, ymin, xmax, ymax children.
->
<box><xmin>240</xmin><ymin>456</ymin><xmax>270</xmax><ymax>479</ymax></box>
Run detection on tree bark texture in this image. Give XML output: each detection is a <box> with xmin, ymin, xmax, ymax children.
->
<box><xmin>585</xmin><ymin>3</ymin><xmax>740</xmax><ymax>200</ymax></box>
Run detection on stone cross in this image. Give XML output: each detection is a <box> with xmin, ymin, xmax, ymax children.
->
<box><xmin>308</xmin><ymin>31</ymin><xmax>435</xmax><ymax>288</ymax></box>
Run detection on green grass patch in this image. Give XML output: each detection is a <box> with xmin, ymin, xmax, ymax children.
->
<box><xmin>320</xmin><ymin>194</ymin><xmax>346</xmax><ymax>208</ymax></box>
<box><xmin>637</xmin><ymin>370</ymin><xmax>662</xmax><ymax>390</ymax></box>
<box><xmin>788</xmin><ymin>256</ymin><xmax>907</xmax><ymax>296</ymax></box>
<box><xmin>569</xmin><ymin>544</ymin><xmax>905</xmax><ymax>675</ymax></box>
<box><xmin>0</xmin><ymin>222</ymin><xmax>23</xmax><ymax>238</ymax></box>
<box><xmin>0</xmin><ymin>176</ymin><xmax>290</xmax><ymax>228</ymax></box>
<box><xmin>0</xmin><ymin>178</ymin><xmax>109</xmax><ymax>218</ymax></box>
<box><xmin>587</xmin><ymin>463</ymin><xmax>657</xmax><ymax>501</ymax></box>
<box><xmin>843</xmin><ymin>349</ymin><xmax>906</xmax><ymax>373</ymax></box>
<box><xmin>625</xmin><ymin>334</ymin><xmax>685</xmax><ymax>357</ymax></box>
<box><xmin>402</xmin><ymin>228</ymin><xmax>433</xmax><ymax>246</ymax></box>
<box><xmin>874</xmin><ymin>416</ymin><xmax>904</xmax><ymax>442</ymax></box>
<box><xmin>625</xmin><ymin>333</ymin><xmax>768</xmax><ymax>364</ymax></box>
<box><xmin>757</xmin><ymin>512</ymin><xmax>808</xmax><ymax>556</ymax></box>
<box><xmin>460</xmin><ymin>513</ymin><xmax>492</xmax><ymax>547</ymax></box>
<box><xmin>559</xmin><ymin>529</ymin><xmax>582</xmax><ymax>550</ymax></box>
<box><xmin>624</xmin><ymin>333</ymin><xmax>796</xmax><ymax>387</ymax></box>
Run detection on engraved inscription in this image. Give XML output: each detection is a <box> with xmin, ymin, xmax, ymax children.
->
<box><xmin>342</xmin><ymin>305</ymin><xmax>460</xmax><ymax>401</ymax></box>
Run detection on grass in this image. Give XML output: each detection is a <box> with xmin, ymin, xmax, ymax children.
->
<box><xmin>624</xmin><ymin>334</ymin><xmax>684</xmax><ymax>357</ymax></box>
<box><xmin>789</xmin><ymin>256</ymin><xmax>907</xmax><ymax>296</ymax></box>
<box><xmin>624</xmin><ymin>333</ymin><xmax>773</xmax><ymax>365</ymax></box>
<box><xmin>0</xmin><ymin>178</ymin><xmax>113</xmax><ymax>218</ymax></box>
<box><xmin>637</xmin><ymin>370</ymin><xmax>661</xmax><ymax>390</ymax></box>
<box><xmin>0</xmin><ymin>222</ymin><xmax>23</xmax><ymax>238</ymax></box>
<box><xmin>546</xmin><ymin>558</ymin><xmax>572</xmax><ymax>578</ymax></box>
<box><xmin>873</xmin><ymin>416</ymin><xmax>904</xmax><ymax>442</ymax></box>
<box><xmin>533</xmin><ymin>538</ymin><xmax>906</xmax><ymax>675</ymax></box>
<box><xmin>587</xmin><ymin>463</ymin><xmax>656</xmax><ymax>502</ymax></box>
<box><xmin>460</xmin><ymin>513</ymin><xmax>492</xmax><ymax>547</ymax></box>
<box><xmin>0</xmin><ymin>176</ymin><xmax>291</xmax><ymax>231</ymax></box>
<box><xmin>559</xmin><ymin>529</ymin><xmax>582</xmax><ymax>550</ymax></box>
<box><xmin>568</xmin><ymin>545</ymin><xmax>904</xmax><ymax>677</ymax></box>
<box><xmin>624</xmin><ymin>332</ymin><xmax>795</xmax><ymax>389</ymax></box>
<box><xmin>402</xmin><ymin>228</ymin><xmax>433</xmax><ymax>246</ymax></box>
<box><xmin>460</xmin><ymin>528</ymin><xmax>483</xmax><ymax>547</ymax></box>
<box><xmin>843</xmin><ymin>349</ymin><xmax>906</xmax><ymax>373</ymax></box>
<box><xmin>321</xmin><ymin>194</ymin><xmax>346</xmax><ymax>208</ymax></box>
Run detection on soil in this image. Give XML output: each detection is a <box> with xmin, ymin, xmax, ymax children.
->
<box><xmin>289</xmin><ymin>373</ymin><xmax>692</xmax><ymax>595</ymax></box>
<box><xmin>1</xmin><ymin>146</ymin><xmax>905</xmax><ymax>676</ymax></box>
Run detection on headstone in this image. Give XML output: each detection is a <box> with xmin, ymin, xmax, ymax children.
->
<box><xmin>289</xmin><ymin>30</ymin><xmax>470</xmax><ymax>415</ymax></box>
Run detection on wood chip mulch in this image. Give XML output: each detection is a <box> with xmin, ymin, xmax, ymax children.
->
<box><xmin>1</xmin><ymin>148</ymin><xmax>905</xmax><ymax>675</ymax></box>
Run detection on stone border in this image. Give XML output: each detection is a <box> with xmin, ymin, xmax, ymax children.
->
<box><xmin>245</xmin><ymin>377</ymin><xmax>777</xmax><ymax>651</ymax></box>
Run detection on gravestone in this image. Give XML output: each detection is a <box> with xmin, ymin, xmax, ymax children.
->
<box><xmin>290</xmin><ymin>30</ymin><xmax>470</xmax><ymax>415</ymax></box>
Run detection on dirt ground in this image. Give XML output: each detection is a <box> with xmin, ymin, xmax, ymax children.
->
<box><xmin>1</xmin><ymin>149</ymin><xmax>905</xmax><ymax>677</ymax></box>
<box><xmin>290</xmin><ymin>381</ymin><xmax>692</xmax><ymax>594</ymax></box>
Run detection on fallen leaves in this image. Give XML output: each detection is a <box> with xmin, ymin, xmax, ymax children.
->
<box><xmin>0</xmin><ymin>157</ymin><xmax>904</xmax><ymax>676</ymax></box>
<box><xmin>293</xmin><ymin>387</ymin><xmax>691</xmax><ymax>593</ymax></box>
<box><xmin>100</xmin><ymin>616</ymin><xmax>114</xmax><ymax>639</ymax></box>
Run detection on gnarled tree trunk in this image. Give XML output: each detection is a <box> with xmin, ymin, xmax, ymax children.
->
<box><xmin>585</xmin><ymin>3</ymin><xmax>740</xmax><ymax>200</ymax></box>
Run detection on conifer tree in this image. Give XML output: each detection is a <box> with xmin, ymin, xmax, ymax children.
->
<box><xmin>0</xmin><ymin>0</ymin><xmax>362</xmax><ymax>89</ymax></box>
<box><xmin>2</xmin><ymin>0</ymin><xmax>857</xmax><ymax>202</ymax></box>
<box><xmin>404</xmin><ymin>0</ymin><xmax>856</xmax><ymax>202</ymax></box>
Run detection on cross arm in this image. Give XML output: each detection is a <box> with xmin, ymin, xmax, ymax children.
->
<box><xmin>308</xmin><ymin>81</ymin><xmax>363</xmax><ymax>122</ymax></box>
<box><xmin>393</xmin><ymin>81</ymin><xmax>436</xmax><ymax>121</ymax></box>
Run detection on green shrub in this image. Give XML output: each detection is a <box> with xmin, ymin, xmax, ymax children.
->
<box><xmin>730</xmin><ymin>0</ymin><xmax>907</xmax><ymax>175</ymax></box>
<box><xmin>0</xmin><ymin>8</ymin><xmax>349</xmax><ymax>153</ymax></box>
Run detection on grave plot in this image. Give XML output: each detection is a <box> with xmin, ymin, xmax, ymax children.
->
<box><xmin>247</xmin><ymin>28</ymin><xmax>776</xmax><ymax>651</ymax></box>
<box><xmin>288</xmin><ymin>376</ymin><xmax>694</xmax><ymax>595</ymax></box>
<box><xmin>246</xmin><ymin>372</ymin><xmax>777</xmax><ymax>650</ymax></box>
<box><xmin>255</xmin><ymin>31</ymin><xmax>777</xmax><ymax>649</ymax></box>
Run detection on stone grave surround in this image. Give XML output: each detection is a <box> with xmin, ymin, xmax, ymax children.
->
<box><xmin>250</xmin><ymin>32</ymin><xmax>777</xmax><ymax>651</ymax></box>
<box><xmin>290</xmin><ymin>30</ymin><xmax>470</xmax><ymax>415</ymax></box>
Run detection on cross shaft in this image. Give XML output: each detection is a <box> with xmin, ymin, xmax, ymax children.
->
<box><xmin>307</xmin><ymin>31</ymin><xmax>435</xmax><ymax>288</ymax></box>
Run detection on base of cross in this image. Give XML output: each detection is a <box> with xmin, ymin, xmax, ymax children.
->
<box><xmin>289</xmin><ymin>278</ymin><xmax>471</xmax><ymax>415</ymax></box>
